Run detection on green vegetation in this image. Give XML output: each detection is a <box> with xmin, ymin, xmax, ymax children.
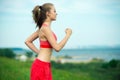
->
<box><xmin>0</xmin><ymin>57</ymin><xmax>120</xmax><ymax>80</ymax></box>
<box><xmin>101</xmin><ymin>59</ymin><xmax>118</xmax><ymax>69</ymax></box>
<box><xmin>25</xmin><ymin>51</ymin><xmax>33</xmax><ymax>58</ymax></box>
<box><xmin>0</xmin><ymin>48</ymin><xmax>16</xmax><ymax>58</ymax></box>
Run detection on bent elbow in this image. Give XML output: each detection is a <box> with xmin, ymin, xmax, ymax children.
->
<box><xmin>55</xmin><ymin>49</ymin><xmax>60</xmax><ymax>52</ymax></box>
<box><xmin>54</xmin><ymin>46</ymin><xmax>61</xmax><ymax>52</ymax></box>
<box><xmin>24</xmin><ymin>41</ymin><xmax>27</xmax><ymax>44</ymax></box>
<box><xmin>24</xmin><ymin>40</ymin><xmax>30</xmax><ymax>45</ymax></box>
<box><xmin>24</xmin><ymin>40</ymin><xmax>28</xmax><ymax>44</ymax></box>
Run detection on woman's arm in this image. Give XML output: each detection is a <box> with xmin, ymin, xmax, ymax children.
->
<box><xmin>25</xmin><ymin>30</ymin><xmax>39</xmax><ymax>54</ymax></box>
<box><xmin>42</xmin><ymin>27</ymin><xmax>72</xmax><ymax>52</ymax></box>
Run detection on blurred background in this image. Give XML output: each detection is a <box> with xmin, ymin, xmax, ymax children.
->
<box><xmin>0</xmin><ymin>0</ymin><xmax>120</xmax><ymax>80</ymax></box>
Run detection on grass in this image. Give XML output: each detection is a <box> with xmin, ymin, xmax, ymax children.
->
<box><xmin>0</xmin><ymin>57</ymin><xmax>120</xmax><ymax>80</ymax></box>
<box><xmin>0</xmin><ymin>57</ymin><xmax>31</xmax><ymax>80</ymax></box>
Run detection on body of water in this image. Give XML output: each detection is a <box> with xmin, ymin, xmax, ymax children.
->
<box><xmin>53</xmin><ymin>48</ymin><xmax>120</xmax><ymax>62</ymax></box>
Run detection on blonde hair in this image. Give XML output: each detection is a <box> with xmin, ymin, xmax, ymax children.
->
<box><xmin>32</xmin><ymin>3</ymin><xmax>53</xmax><ymax>29</ymax></box>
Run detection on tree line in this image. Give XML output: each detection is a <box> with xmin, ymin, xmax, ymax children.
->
<box><xmin>0</xmin><ymin>48</ymin><xmax>15</xmax><ymax>58</ymax></box>
<box><xmin>0</xmin><ymin>48</ymin><xmax>33</xmax><ymax>58</ymax></box>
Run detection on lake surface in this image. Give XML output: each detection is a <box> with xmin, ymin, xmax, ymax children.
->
<box><xmin>53</xmin><ymin>48</ymin><xmax>120</xmax><ymax>61</ymax></box>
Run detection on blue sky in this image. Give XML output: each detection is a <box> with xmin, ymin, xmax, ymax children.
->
<box><xmin>0</xmin><ymin>0</ymin><xmax>120</xmax><ymax>49</ymax></box>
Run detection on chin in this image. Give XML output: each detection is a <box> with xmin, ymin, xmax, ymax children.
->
<box><xmin>52</xmin><ymin>19</ymin><xmax>56</xmax><ymax>21</ymax></box>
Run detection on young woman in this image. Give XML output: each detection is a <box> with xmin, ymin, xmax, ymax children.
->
<box><xmin>25</xmin><ymin>3</ymin><xmax>72</xmax><ymax>80</ymax></box>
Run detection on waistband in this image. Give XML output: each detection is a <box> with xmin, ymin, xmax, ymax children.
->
<box><xmin>34</xmin><ymin>58</ymin><xmax>51</xmax><ymax>66</ymax></box>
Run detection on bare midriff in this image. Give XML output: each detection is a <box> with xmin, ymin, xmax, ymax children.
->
<box><xmin>37</xmin><ymin>48</ymin><xmax>53</xmax><ymax>62</ymax></box>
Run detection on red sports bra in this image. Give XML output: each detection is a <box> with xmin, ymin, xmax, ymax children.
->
<box><xmin>40</xmin><ymin>24</ymin><xmax>57</xmax><ymax>48</ymax></box>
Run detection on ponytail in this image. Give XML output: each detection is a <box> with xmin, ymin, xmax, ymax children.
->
<box><xmin>32</xmin><ymin>3</ymin><xmax>53</xmax><ymax>29</ymax></box>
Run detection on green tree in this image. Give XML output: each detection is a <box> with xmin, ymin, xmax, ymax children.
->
<box><xmin>26</xmin><ymin>51</ymin><xmax>33</xmax><ymax>58</ymax></box>
<box><xmin>108</xmin><ymin>59</ymin><xmax>118</xmax><ymax>68</ymax></box>
<box><xmin>0</xmin><ymin>48</ymin><xmax>16</xmax><ymax>58</ymax></box>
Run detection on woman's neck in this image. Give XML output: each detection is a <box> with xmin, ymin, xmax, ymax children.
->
<box><xmin>44</xmin><ymin>19</ymin><xmax>52</xmax><ymax>27</ymax></box>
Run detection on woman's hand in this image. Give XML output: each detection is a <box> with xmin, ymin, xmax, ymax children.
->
<box><xmin>65</xmin><ymin>28</ymin><xmax>72</xmax><ymax>36</ymax></box>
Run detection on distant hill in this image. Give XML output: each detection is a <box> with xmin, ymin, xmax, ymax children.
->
<box><xmin>10</xmin><ymin>48</ymin><xmax>29</xmax><ymax>55</ymax></box>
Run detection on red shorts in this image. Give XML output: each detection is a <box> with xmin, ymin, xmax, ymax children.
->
<box><xmin>30</xmin><ymin>59</ymin><xmax>52</xmax><ymax>80</ymax></box>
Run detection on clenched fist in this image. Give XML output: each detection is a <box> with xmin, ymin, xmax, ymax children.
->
<box><xmin>65</xmin><ymin>28</ymin><xmax>72</xmax><ymax>36</ymax></box>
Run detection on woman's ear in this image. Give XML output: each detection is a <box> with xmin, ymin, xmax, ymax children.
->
<box><xmin>46</xmin><ymin>11</ymin><xmax>50</xmax><ymax>17</ymax></box>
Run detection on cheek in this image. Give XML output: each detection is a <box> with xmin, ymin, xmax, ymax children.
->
<box><xmin>51</xmin><ymin>13</ymin><xmax>56</xmax><ymax>18</ymax></box>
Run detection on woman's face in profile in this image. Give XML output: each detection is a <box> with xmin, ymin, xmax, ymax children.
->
<box><xmin>48</xmin><ymin>6</ymin><xmax>57</xmax><ymax>21</ymax></box>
